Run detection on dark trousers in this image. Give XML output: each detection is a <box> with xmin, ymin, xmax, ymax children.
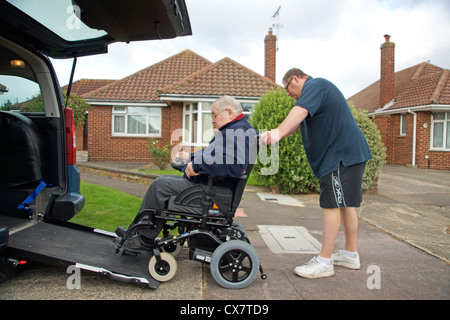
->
<box><xmin>136</xmin><ymin>175</ymin><xmax>195</xmax><ymax>239</ymax></box>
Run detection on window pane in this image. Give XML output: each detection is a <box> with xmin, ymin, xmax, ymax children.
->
<box><xmin>184</xmin><ymin>113</ymin><xmax>190</xmax><ymax>142</ymax></box>
<box><xmin>433</xmin><ymin>122</ymin><xmax>443</xmax><ymax>148</ymax></box>
<box><xmin>148</xmin><ymin>108</ymin><xmax>160</xmax><ymax>114</ymax></box>
<box><xmin>202</xmin><ymin>113</ymin><xmax>214</xmax><ymax>144</ymax></box>
<box><xmin>148</xmin><ymin>116</ymin><xmax>161</xmax><ymax>134</ymax></box>
<box><xmin>128</xmin><ymin>115</ymin><xmax>146</xmax><ymax>134</ymax></box>
<box><xmin>400</xmin><ymin>114</ymin><xmax>407</xmax><ymax>135</ymax></box>
<box><xmin>0</xmin><ymin>75</ymin><xmax>41</xmax><ymax>110</ymax></box>
<box><xmin>447</xmin><ymin>121</ymin><xmax>450</xmax><ymax>149</ymax></box>
<box><xmin>128</xmin><ymin>107</ymin><xmax>147</xmax><ymax>114</ymax></box>
<box><xmin>202</xmin><ymin>102</ymin><xmax>212</xmax><ymax>111</ymax></box>
<box><xmin>433</xmin><ymin>112</ymin><xmax>445</xmax><ymax>120</ymax></box>
<box><xmin>113</xmin><ymin>106</ymin><xmax>126</xmax><ymax>113</ymax></box>
<box><xmin>7</xmin><ymin>0</ymin><xmax>107</xmax><ymax>42</ymax></box>
<box><xmin>192</xmin><ymin>113</ymin><xmax>198</xmax><ymax>143</ymax></box>
<box><xmin>241</xmin><ymin>103</ymin><xmax>254</xmax><ymax>113</ymax></box>
<box><xmin>113</xmin><ymin>115</ymin><xmax>125</xmax><ymax>133</ymax></box>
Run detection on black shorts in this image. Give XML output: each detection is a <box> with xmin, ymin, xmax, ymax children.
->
<box><xmin>319</xmin><ymin>162</ymin><xmax>366</xmax><ymax>209</ymax></box>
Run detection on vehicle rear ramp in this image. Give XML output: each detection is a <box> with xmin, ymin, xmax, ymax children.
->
<box><xmin>1</xmin><ymin>216</ymin><xmax>159</xmax><ymax>289</ymax></box>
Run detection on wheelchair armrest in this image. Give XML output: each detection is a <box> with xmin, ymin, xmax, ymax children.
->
<box><xmin>171</xmin><ymin>161</ymin><xmax>187</xmax><ymax>172</ymax></box>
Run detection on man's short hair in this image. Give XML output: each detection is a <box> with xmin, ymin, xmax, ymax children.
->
<box><xmin>282</xmin><ymin>68</ymin><xmax>308</xmax><ymax>84</ymax></box>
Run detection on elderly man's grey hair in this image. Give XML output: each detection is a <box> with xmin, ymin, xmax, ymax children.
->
<box><xmin>213</xmin><ymin>95</ymin><xmax>243</xmax><ymax>115</ymax></box>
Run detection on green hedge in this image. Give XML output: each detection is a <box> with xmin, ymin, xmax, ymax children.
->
<box><xmin>250</xmin><ymin>89</ymin><xmax>385</xmax><ymax>194</ymax></box>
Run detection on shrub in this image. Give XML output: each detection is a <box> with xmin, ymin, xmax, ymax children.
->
<box><xmin>250</xmin><ymin>89</ymin><xmax>386</xmax><ymax>194</ymax></box>
<box><xmin>147</xmin><ymin>138</ymin><xmax>171</xmax><ymax>170</ymax></box>
<box><xmin>348</xmin><ymin>102</ymin><xmax>386</xmax><ymax>190</ymax></box>
<box><xmin>250</xmin><ymin>89</ymin><xmax>319</xmax><ymax>193</ymax></box>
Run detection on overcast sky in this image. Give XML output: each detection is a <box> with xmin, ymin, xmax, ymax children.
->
<box><xmin>51</xmin><ymin>0</ymin><xmax>450</xmax><ymax>99</ymax></box>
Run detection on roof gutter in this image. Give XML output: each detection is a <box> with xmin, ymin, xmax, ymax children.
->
<box><xmin>367</xmin><ymin>104</ymin><xmax>450</xmax><ymax>116</ymax></box>
<box><xmin>158</xmin><ymin>94</ymin><xmax>261</xmax><ymax>104</ymax></box>
<box><xmin>83</xmin><ymin>99</ymin><xmax>167</xmax><ymax>107</ymax></box>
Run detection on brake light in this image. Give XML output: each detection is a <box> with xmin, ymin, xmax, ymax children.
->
<box><xmin>64</xmin><ymin>108</ymin><xmax>76</xmax><ymax>165</ymax></box>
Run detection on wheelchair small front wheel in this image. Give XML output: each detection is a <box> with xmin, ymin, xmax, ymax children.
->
<box><xmin>148</xmin><ymin>252</ymin><xmax>177</xmax><ymax>282</ymax></box>
<box><xmin>160</xmin><ymin>236</ymin><xmax>183</xmax><ymax>257</ymax></box>
<box><xmin>210</xmin><ymin>240</ymin><xmax>259</xmax><ymax>289</ymax></box>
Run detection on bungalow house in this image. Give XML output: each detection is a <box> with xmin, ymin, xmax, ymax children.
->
<box><xmin>348</xmin><ymin>35</ymin><xmax>450</xmax><ymax>170</ymax></box>
<box><xmin>82</xmin><ymin>29</ymin><xmax>280</xmax><ymax>162</ymax></box>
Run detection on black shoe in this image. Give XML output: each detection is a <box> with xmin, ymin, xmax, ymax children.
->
<box><xmin>115</xmin><ymin>226</ymin><xmax>127</xmax><ymax>237</ymax></box>
<box><xmin>113</xmin><ymin>234</ymin><xmax>155</xmax><ymax>255</ymax></box>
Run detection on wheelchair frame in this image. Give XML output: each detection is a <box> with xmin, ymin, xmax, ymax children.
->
<box><xmin>114</xmin><ymin>161</ymin><xmax>266</xmax><ymax>289</ymax></box>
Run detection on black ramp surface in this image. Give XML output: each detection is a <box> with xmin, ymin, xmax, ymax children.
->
<box><xmin>6</xmin><ymin>221</ymin><xmax>159</xmax><ymax>289</ymax></box>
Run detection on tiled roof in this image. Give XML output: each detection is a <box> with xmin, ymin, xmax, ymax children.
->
<box><xmin>348</xmin><ymin>62</ymin><xmax>450</xmax><ymax>113</ymax></box>
<box><xmin>82</xmin><ymin>50</ymin><xmax>212</xmax><ymax>102</ymax></box>
<box><xmin>159</xmin><ymin>57</ymin><xmax>281</xmax><ymax>97</ymax></box>
<box><xmin>61</xmin><ymin>79</ymin><xmax>116</xmax><ymax>96</ymax></box>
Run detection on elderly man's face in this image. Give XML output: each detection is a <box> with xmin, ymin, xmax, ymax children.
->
<box><xmin>211</xmin><ymin>106</ymin><xmax>233</xmax><ymax>129</ymax></box>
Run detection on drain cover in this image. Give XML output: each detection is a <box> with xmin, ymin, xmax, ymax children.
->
<box><xmin>258</xmin><ymin>225</ymin><xmax>321</xmax><ymax>254</ymax></box>
<box><xmin>256</xmin><ymin>193</ymin><xmax>304</xmax><ymax>207</ymax></box>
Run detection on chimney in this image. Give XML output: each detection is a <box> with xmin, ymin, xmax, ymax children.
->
<box><xmin>264</xmin><ymin>28</ymin><xmax>277</xmax><ymax>83</ymax></box>
<box><xmin>380</xmin><ymin>34</ymin><xmax>395</xmax><ymax>107</ymax></box>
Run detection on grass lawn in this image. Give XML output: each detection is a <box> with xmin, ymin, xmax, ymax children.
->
<box><xmin>69</xmin><ymin>181</ymin><xmax>141</xmax><ymax>232</ymax></box>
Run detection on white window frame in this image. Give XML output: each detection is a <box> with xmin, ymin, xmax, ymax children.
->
<box><xmin>183</xmin><ymin>101</ymin><xmax>214</xmax><ymax>147</ymax></box>
<box><xmin>112</xmin><ymin>106</ymin><xmax>162</xmax><ymax>137</ymax></box>
<box><xmin>182</xmin><ymin>100</ymin><xmax>256</xmax><ymax>147</ymax></box>
<box><xmin>430</xmin><ymin>111</ymin><xmax>450</xmax><ymax>151</ymax></box>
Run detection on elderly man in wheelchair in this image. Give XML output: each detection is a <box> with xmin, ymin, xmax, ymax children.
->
<box><xmin>113</xmin><ymin>96</ymin><xmax>265</xmax><ymax>289</ymax></box>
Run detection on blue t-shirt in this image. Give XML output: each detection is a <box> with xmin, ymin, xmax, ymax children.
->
<box><xmin>296</xmin><ymin>77</ymin><xmax>372</xmax><ymax>178</ymax></box>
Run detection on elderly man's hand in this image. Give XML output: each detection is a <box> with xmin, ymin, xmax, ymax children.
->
<box><xmin>184</xmin><ymin>162</ymin><xmax>200</xmax><ymax>178</ymax></box>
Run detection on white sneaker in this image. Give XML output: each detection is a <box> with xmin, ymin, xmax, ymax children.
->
<box><xmin>331</xmin><ymin>250</ymin><xmax>361</xmax><ymax>269</ymax></box>
<box><xmin>294</xmin><ymin>256</ymin><xmax>334</xmax><ymax>279</ymax></box>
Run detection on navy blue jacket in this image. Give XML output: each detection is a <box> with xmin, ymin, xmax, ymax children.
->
<box><xmin>183</xmin><ymin>115</ymin><xmax>257</xmax><ymax>191</ymax></box>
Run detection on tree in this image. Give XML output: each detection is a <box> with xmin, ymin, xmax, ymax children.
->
<box><xmin>20</xmin><ymin>92</ymin><xmax>89</xmax><ymax>126</ymax></box>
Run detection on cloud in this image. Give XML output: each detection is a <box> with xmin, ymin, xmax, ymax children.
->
<box><xmin>51</xmin><ymin>0</ymin><xmax>450</xmax><ymax>99</ymax></box>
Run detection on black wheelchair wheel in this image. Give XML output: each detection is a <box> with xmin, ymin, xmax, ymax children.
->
<box><xmin>210</xmin><ymin>240</ymin><xmax>259</xmax><ymax>289</ymax></box>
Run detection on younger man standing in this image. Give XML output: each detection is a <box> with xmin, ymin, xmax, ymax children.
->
<box><xmin>260</xmin><ymin>68</ymin><xmax>372</xmax><ymax>278</ymax></box>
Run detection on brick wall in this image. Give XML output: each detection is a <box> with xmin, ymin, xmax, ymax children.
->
<box><xmin>374</xmin><ymin>112</ymin><xmax>449</xmax><ymax>170</ymax></box>
<box><xmin>415</xmin><ymin>112</ymin><xmax>450</xmax><ymax>170</ymax></box>
<box><xmin>75</xmin><ymin>124</ymin><xmax>84</xmax><ymax>151</ymax></box>
<box><xmin>88</xmin><ymin>102</ymin><xmax>183</xmax><ymax>162</ymax></box>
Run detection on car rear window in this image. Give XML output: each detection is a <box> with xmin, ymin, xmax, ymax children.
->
<box><xmin>6</xmin><ymin>0</ymin><xmax>107</xmax><ymax>42</ymax></box>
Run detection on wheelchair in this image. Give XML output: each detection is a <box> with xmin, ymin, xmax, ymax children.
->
<box><xmin>113</xmin><ymin>160</ymin><xmax>266</xmax><ymax>289</ymax></box>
